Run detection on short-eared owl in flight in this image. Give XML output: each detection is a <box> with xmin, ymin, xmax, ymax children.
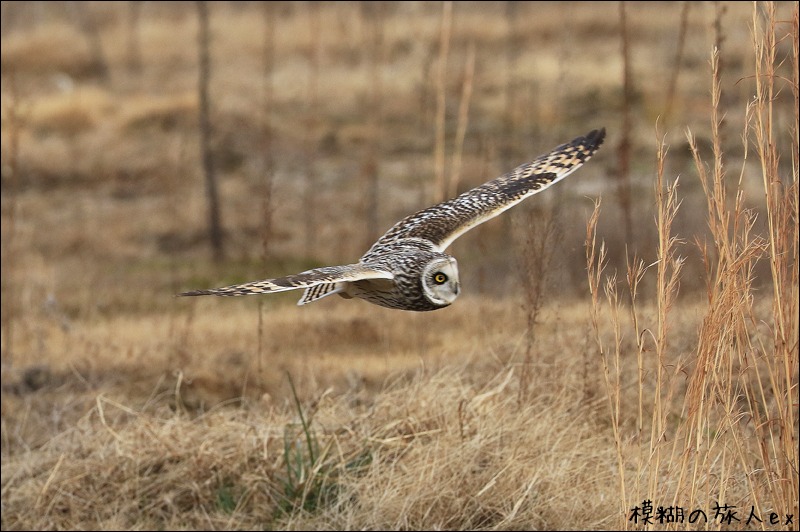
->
<box><xmin>180</xmin><ymin>128</ymin><xmax>605</xmax><ymax>311</ymax></box>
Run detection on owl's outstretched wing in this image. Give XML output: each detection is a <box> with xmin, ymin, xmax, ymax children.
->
<box><xmin>179</xmin><ymin>264</ymin><xmax>394</xmax><ymax>306</ymax></box>
<box><xmin>369</xmin><ymin>128</ymin><xmax>605</xmax><ymax>254</ymax></box>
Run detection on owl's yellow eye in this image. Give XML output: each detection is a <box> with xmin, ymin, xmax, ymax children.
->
<box><xmin>433</xmin><ymin>272</ymin><xmax>448</xmax><ymax>284</ymax></box>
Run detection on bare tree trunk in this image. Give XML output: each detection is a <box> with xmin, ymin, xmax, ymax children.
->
<box><xmin>68</xmin><ymin>1</ymin><xmax>110</xmax><ymax>83</ymax></box>
<box><xmin>197</xmin><ymin>0</ymin><xmax>224</xmax><ymax>262</ymax></box>
<box><xmin>617</xmin><ymin>1</ymin><xmax>634</xmax><ymax>246</ymax></box>
<box><xmin>361</xmin><ymin>1</ymin><xmax>384</xmax><ymax>251</ymax></box>
<box><xmin>664</xmin><ymin>1</ymin><xmax>690</xmax><ymax>125</ymax></box>
<box><xmin>448</xmin><ymin>42</ymin><xmax>475</xmax><ymax>199</ymax></box>
<box><xmin>433</xmin><ymin>1</ymin><xmax>452</xmax><ymax>204</ymax></box>
<box><xmin>412</xmin><ymin>5</ymin><xmax>436</xmax><ymax>215</ymax></box>
<box><xmin>260</xmin><ymin>1</ymin><xmax>276</xmax><ymax>263</ymax></box>
<box><xmin>126</xmin><ymin>1</ymin><xmax>143</xmax><ymax>75</ymax></box>
<box><xmin>304</xmin><ymin>2</ymin><xmax>321</xmax><ymax>260</ymax></box>
<box><xmin>499</xmin><ymin>0</ymin><xmax>519</xmax><ymax>291</ymax></box>
<box><xmin>257</xmin><ymin>1</ymin><xmax>278</xmax><ymax>398</ymax></box>
<box><xmin>1</xmin><ymin>71</ymin><xmax>22</xmax><ymax>367</ymax></box>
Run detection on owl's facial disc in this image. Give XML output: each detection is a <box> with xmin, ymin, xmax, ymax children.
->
<box><xmin>422</xmin><ymin>257</ymin><xmax>460</xmax><ymax>306</ymax></box>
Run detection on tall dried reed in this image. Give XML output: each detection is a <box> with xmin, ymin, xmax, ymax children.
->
<box><xmin>586</xmin><ymin>3</ymin><xmax>798</xmax><ymax>526</ymax></box>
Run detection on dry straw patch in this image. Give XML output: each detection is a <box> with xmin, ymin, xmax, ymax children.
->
<box><xmin>2</xmin><ymin>359</ymin><xmax>618</xmax><ymax>530</ymax></box>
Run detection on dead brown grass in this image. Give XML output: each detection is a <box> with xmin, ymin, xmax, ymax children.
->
<box><xmin>2</xmin><ymin>350</ymin><xmax>618</xmax><ymax>530</ymax></box>
<box><xmin>2</xmin><ymin>2</ymin><xmax>797</xmax><ymax>530</ymax></box>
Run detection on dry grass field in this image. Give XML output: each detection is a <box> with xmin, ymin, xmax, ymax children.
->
<box><xmin>1</xmin><ymin>1</ymin><xmax>798</xmax><ymax>530</ymax></box>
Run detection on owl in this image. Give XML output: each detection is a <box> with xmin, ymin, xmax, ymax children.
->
<box><xmin>180</xmin><ymin>128</ymin><xmax>605</xmax><ymax>311</ymax></box>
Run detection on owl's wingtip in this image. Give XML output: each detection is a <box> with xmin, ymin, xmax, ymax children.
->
<box><xmin>576</xmin><ymin>127</ymin><xmax>606</xmax><ymax>153</ymax></box>
<box><xmin>588</xmin><ymin>127</ymin><xmax>606</xmax><ymax>143</ymax></box>
<box><xmin>177</xmin><ymin>289</ymin><xmax>211</xmax><ymax>297</ymax></box>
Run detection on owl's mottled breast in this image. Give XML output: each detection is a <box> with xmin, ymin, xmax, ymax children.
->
<box><xmin>356</xmin><ymin>239</ymin><xmax>456</xmax><ymax>311</ymax></box>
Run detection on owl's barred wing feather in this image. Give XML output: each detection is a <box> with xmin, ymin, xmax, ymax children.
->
<box><xmin>370</xmin><ymin>128</ymin><xmax>605</xmax><ymax>253</ymax></box>
<box><xmin>178</xmin><ymin>264</ymin><xmax>394</xmax><ymax>298</ymax></box>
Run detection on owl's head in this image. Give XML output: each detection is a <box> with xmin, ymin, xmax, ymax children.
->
<box><xmin>421</xmin><ymin>256</ymin><xmax>460</xmax><ymax>307</ymax></box>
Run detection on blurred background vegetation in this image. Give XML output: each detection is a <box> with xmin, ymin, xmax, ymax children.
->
<box><xmin>2</xmin><ymin>2</ymin><xmax>794</xmax><ymax>318</ymax></box>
